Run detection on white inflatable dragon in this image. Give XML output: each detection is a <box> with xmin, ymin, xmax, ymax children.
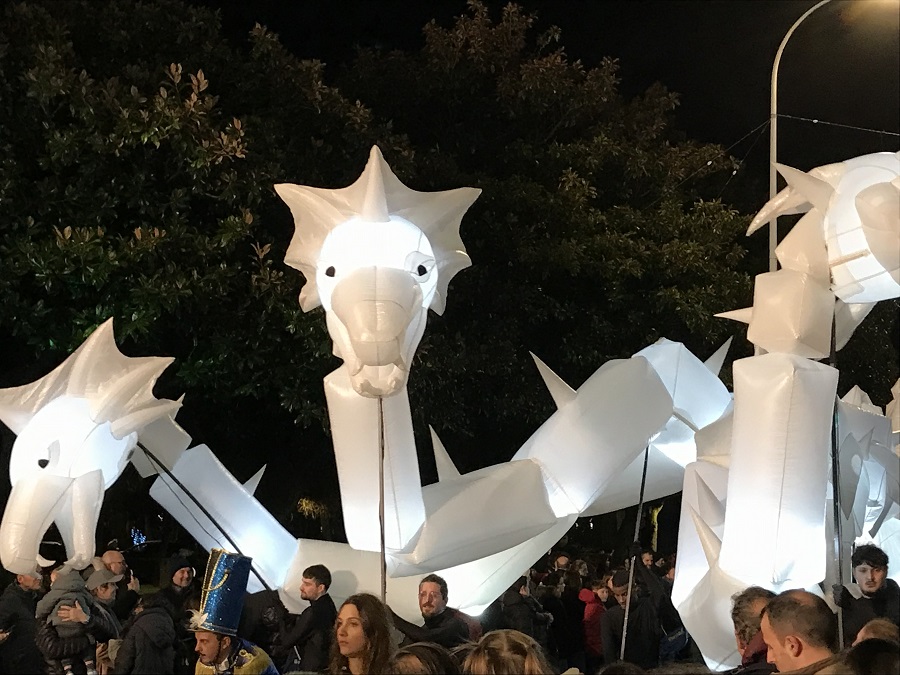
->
<box><xmin>0</xmin><ymin>147</ymin><xmax>734</xmax><ymax>621</ymax></box>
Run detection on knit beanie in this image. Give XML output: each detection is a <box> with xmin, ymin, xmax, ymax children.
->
<box><xmin>167</xmin><ymin>555</ymin><xmax>192</xmax><ymax>581</ymax></box>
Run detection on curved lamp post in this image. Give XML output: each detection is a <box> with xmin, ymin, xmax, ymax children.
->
<box><xmin>769</xmin><ymin>0</ymin><xmax>834</xmax><ymax>272</ymax></box>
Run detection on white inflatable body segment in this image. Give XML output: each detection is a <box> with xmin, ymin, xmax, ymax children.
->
<box><xmin>719</xmin><ymin>353</ymin><xmax>838</xmax><ymax>587</ymax></box>
<box><xmin>324</xmin><ymin>368</ymin><xmax>425</xmax><ymax>554</ymax></box>
<box><xmin>149</xmin><ymin>445</ymin><xmax>297</xmax><ymax>598</ymax></box>
<box><xmin>513</xmin><ymin>356</ymin><xmax>673</xmax><ymax>516</ymax></box>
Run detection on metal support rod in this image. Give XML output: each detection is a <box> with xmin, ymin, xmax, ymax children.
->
<box><xmin>620</xmin><ymin>445</ymin><xmax>650</xmax><ymax>661</ymax></box>
<box><xmin>377</xmin><ymin>396</ymin><xmax>387</xmax><ymax>604</ymax></box>
<box><xmin>829</xmin><ymin>318</ymin><xmax>845</xmax><ymax>647</ymax></box>
<box><xmin>138</xmin><ymin>442</ymin><xmax>271</xmax><ymax>591</ymax></box>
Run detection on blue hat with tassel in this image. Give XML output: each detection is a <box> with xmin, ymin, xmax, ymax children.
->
<box><xmin>189</xmin><ymin>549</ymin><xmax>252</xmax><ymax>636</ymax></box>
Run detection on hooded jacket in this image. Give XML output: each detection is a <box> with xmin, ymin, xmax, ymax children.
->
<box><xmin>0</xmin><ymin>580</ymin><xmax>44</xmax><ymax>674</ymax></box>
<box><xmin>579</xmin><ymin>587</ymin><xmax>605</xmax><ymax>658</ymax></box>
<box><xmin>112</xmin><ymin>606</ymin><xmax>177</xmax><ymax>674</ymax></box>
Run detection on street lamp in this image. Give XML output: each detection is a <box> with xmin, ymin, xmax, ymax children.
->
<box><xmin>769</xmin><ymin>0</ymin><xmax>834</xmax><ymax>272</ymax></box>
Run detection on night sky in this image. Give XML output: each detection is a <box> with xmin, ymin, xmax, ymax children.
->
<box><xmin>194</xmin><ymin>0</ymin><xmax>900</xmax><ymax>175</ymax></box>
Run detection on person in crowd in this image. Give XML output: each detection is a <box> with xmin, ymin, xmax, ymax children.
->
<box><xmin>388</xmin><ymin>641</ymin><xmax>460</xmax><ymax>674</ymax></box>
<box><xmin>191</xmin><ymin>550</ymin><xmax>277</xmax><ymax>675</ymax></box>
<box><xmin>329</xmin><ymin>593</ymin><xmax>395</xmax><ymax>675</ymax></box>
<box><xmin>832</xmin><ymin>543</ymin><xmax>900</xmax><ymax>646</ymax></box>
<box><xmin>275</xmin><ymin>563</ymin><xmax>337</xmax><ymax>673</ymax></box>
<box><xmin>725</xmin><ymin>585</ymin><xmax>775</xmax><ymax>675</ymax></box>
<box><xmin>759</xmin><ymin>589</ymin><xmax>839</xmax><ymax>674</ymax></box>
<box><xmin>236</xmin><ymin>588</ymin><xmax>286</xmax><ymax>663</ymax></box>
<box><xmin>112</xmin><ymin>592</ymin><xmax>177</xmax><ymax>674</ymax></box>
<box><xmin>0</xmin><ymin>564</ymin><xmax>45</xmax><ymax>674</ymax></box>
<box><xmin>86</xmin><ymin>569</ymin><xmax>124</xmax><ymax>673</ymax></box>
<box><xmin>36</xmin><ymin>566</ymin><xmax>119</xmax><ymax>675</ymax></box>
<box><xmin>100</xmin><ymin>550</ymin><xmax>141</xmax><ymax>623</ymax></box>
<box><xmin>462</xmin><ymin>628</ymin><xmax>555</xmax><ymax>675</ymax></box>
<box><xmin>599</xmin><ymin>574</ymin><xmax>618</xmax><ymax>610</ymax></box>
<box><xmin>852</xmin><ymin>617</ymin><xmax>900</xmax><ymax>645</ymax></box>
<box><xmin>560</xmin><ymin>569</ymin><xmax>587</xmax><ymax>672</ymax></box>
<box><xmin>600</xmin><ymin>568</ymin><xmax>662</xmax><ymax>670</ymax></box>
<box><xmin>838</xmin><ymin>636</ymin><xmax>900</xmax><ymax>675</ymax></box>
<box><xmin>500</xmin><ymin>575</ymin><xmax>553</xmax><ymax>650</ymax></box>
<box><xmin>36</xmin><ymin>566</ymin><xmax>121</xmax><ymax>675</ymax></box>
<box><xmin>582</xmin><ymin>578</ymin><xmax>606</xmax><ymax>674</ymax></box>
<box><xmin>159</xmin><ymin>554</ymin><xmax>202</xmax><ymax>674</ymax></box>
<box><xmin>390</xmin><ymin>574</ymin><xmax>470</xmax><ymax>649</ymax></box>
<box><xmin>449</xmin><ymin>641</ymin><xmax>477</xmax><ymax>671</ymax></box>
<box><xmin>575</xmin><ymin>559</ymin><xmax>591</xmax><ymax>580</ymax></box>
<box><xmin>553</xmin><ymin>552</ymin><xmax>572</xmax><ymax>572</ymax></box>
<box><xmin>641</xmin><ymin>550</ymin><xmax>655</xmax><ymax>569</ymax></box>
<box><xmin>659</xmin><ymin>558</ymin><xmax>676</xmax><ymax>597</ymax></box>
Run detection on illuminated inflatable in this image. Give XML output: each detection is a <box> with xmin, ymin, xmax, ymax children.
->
<box><xmin>676</xmin><ymin>152</ymin><xmax>900</xmax><ymax>670</ymax></box>
<box><xmin>0</xmin><ymin>148</ymin><xmax>735</xmax><ymax>622</ymax></box>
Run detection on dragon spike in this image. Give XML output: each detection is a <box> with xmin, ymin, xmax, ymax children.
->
<box><xmin>243</xmin><ymin>465</ymin><xmax>267</xmax><ymax>496</ymax></box>
<box><xmin>277</xmin><ymin>146</ymin><xmax>481</xmax><ymax>314</ymax></box>
<box><xmin>0</xmin><ymin>319</ymin><xmax>179</xmax><ymax>438</ymax></box>
<box><xmin>429</xmin><ymin>426</ymin><xmax>461</xmax><ymax>482</ymax></box>
<box><xmin>530</xmin><ymin>353</ymin><xmax>576</xmax><ymax>409</ymax></box>
<box><xmin>775</xmin><ymin>163</ymin><xmax>834</xmax><ymax>214</ymax></box>
<box><xmin>694</xmin><ymin>472</ymin><xmax>726</xmax><ymax>527</ymax></box>
<box><xmin>714</xmin><ymin>308</ymin><xmax>752</xmax><ymax>325</ymax></box>
<box><xmin>688</xmin><ymin>504</ymin><xmax>722</xmax><ymax>567</ymax></box>
<box><xmin>703</xmin><ymin>337</ymin><xmax>733</xmax><ymax>377</ymax></box>
<box><xmin>360</xmin><ymin>147</ymin><xmax>391</xmax><ymax>222</ymax></box>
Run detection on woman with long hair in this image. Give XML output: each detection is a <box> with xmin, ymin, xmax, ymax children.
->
<box><xmin>328</xmin><ymin>593</ymin><xmax>395</xmax><ymax>675</ymax></box>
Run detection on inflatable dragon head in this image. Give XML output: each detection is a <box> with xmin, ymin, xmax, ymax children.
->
<box><xmin>276</xmin><ymin>146</ymin><xmax>481</xmax><ymax>397</ymax></box>
<box><xmin>0</xmin><ymin>319</ymin><xmax>180</xmax><ymax>573</ymax></box>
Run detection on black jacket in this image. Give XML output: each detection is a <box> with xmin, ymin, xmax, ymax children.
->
<box><xmin>274</xmin><ymin>593</ymin><xmax>337</xmax><ymax>673</ymax></box>
<box><xmin>112</xmin><ymin>606</ymin><xmax>177</xmax><ymax>674</ymax></box>
<box><xmin>35</xmin><ymin>598</ymin><xmax>120</xmax><ymax>675</ymax></box>
<box><xmin>600</xmin><ymin>598</ymin><xmax>662</xmax><ymax>671</ymax></box>
<box><xmin>391</xmin><ymin>607</ymin><xmax>469</xmax><ymax>649</ymax></box>
<box><xmin>500</xmin><ymin>589</ymin><xmax>552</xmax><ymax>650</ymax></box>
<box><xmin>0</xmin><ymin>581</ymin><xmax>44</xmax><ymax>674</ymax></box>
<box><xmin>838</xmin><ymin>577</ymin><xmax>900</xmax><ymax>646</ymax></box>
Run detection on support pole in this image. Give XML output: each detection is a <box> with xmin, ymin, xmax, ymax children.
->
<box><xmin>620</xmin><ymin>445</ymin><xmax>650</xmax><ymax>661</ymax></box>
<box><xmin>378</xmin><ymin>396</ymin><xmax>387</xmax><ymax>603</ymax></box>
<box><xmin>829</xmin><ymin>318</ymin><xmax>845</xmax><ymax>647</ymax></box>
<box><xmin>139</xmin><ymin>442</ymin><xmax>271</xmax><ymax>591</ymax></box>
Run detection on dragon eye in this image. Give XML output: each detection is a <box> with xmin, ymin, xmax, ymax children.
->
<box><xmin>325</xmin><ymin>266</ymin><xmax>336</xmax><ymax>277</ymax></box>
<box><xmin>417</xmin><ymin>265</ymin><xmax>428</xmax><ymax>276</ymax></box>
<box><xmin>38</xmin><ymin>459</ymin><xmax>49</xmax><ymax>469</ymax></box>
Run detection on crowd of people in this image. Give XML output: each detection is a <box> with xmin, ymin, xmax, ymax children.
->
<box><xmin>0</xmin><ymin>541</ymin><xmax>896</xmax><ymax>674</ymax></box>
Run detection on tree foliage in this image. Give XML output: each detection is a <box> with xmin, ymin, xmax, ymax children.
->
<box><xmin>1</xmin><ymin>1</ymin><xmax>762</xmax><ymax>516</ymax></box>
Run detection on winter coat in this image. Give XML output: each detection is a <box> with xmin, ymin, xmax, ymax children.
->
<box><xmin>112</xmin><ymin>606</ymin><xmax>177</xmax><ymax>674</ymax></box>
<box><xmin>579</xmin><ymin>587</ymin><xmax>604</xmax><ymax>658</ymax></box>
<box><xmin>273</xmin><ymin>592</ymin><xmax>336</xmax><ymax>673</ymax></box>
<box><xmin>837</xmin><ymin>577</ymin><xmax>900</xmax><ymax>646</ymax></box>
<box><xmin>36</xmin><ymin>597</ymin><xmax>120</xmax><ymax>675</ymax></box>
<box><xmin>501</xmin><ymin>589</ymin><xmax>546</xmax><ymax>638</ymax></box>
<box><xmin>391</xmin><ymin>607</ymin><xmax>470</xmax><ymax>649</ymax></box>
<box><xmin>724</xmin><ymin>631</ymin><xmax>776</xmax><ymax>674</ymax></box>
<box><xmin>0</xmin><ymin>581</ymin><xmax>44</xmax><ymax>674</ymax></box>
<box><xmin>600</xmin><ymin>597</ymin><xmax>662</xmax><ymax>671</ymax></box>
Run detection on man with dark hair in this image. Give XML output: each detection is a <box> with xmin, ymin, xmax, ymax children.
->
<box><xmin>389</xmin><ymin>573</ymin><xmax>470</xmax><ymax>648</ymax></box>
<box><xmin>274</xmin><ymin>564</ymin><xmax>336</xmax><ymax>673</ymax></box>
<box><xmin>833</xmin><ymin>543</ymin><xmax>900</xmax><ymax>646</ymax></box>
<box><xmin>759</xmin><ymin>589</ymin><xmax>839</xmax><ymax>673</ymax></box>
<box><xmin>600</xmin><ymin>568</ymin><xmax>663</xmax><ymax>670</ymax></box>
<box><xmin>726</xmin><ymin>586</ymin><xmax>776</xmax><ymax>674</ymax></box>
